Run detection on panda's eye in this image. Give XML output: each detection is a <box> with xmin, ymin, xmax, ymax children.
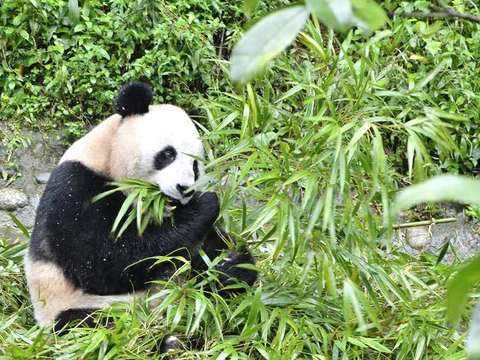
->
<box><xmin>193</xmin><ymin>160</ymin><xmax>199</xmax><ymax>181</ymax></box>
<box><xmin>154</xmin><ymin>146</ymin><xmax>177</xmax><ymax>170</ymax></box>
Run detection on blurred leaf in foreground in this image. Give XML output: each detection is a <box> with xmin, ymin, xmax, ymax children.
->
<box><xmin>447</xmin><ymin>255</ymin><xmax>480</xmax><ymax>324</ymax></box>
<box><xmin>307</xmin><ymin>0</ymin><xmax>387</xmax><ymax>31</ymax></box>
<box><xmin>231</xmin><ymin>6</ymin><xmax>310</xmax><ymax>84</ymax></box>
<box><xmin>232</xmin><ymin>0</ymin><xmax>387</xmax><ymax>84</ymax></box>
<box><xmin>467</xmin><ymin>303</ymin><xmax>480</xmax><ymax>358</ymax></box>
<box><xmin>393</xmin><ymin>175</ymin><xmax>480</xmax><ymax>213</ymax></box>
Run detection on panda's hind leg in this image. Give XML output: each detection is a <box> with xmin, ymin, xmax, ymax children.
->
<box><xmin>54</xmin><ymin>308</ymin><xmax>98</xmax><ymax>334</ymax></box>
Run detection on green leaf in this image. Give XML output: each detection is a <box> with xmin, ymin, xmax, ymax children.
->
<box><xmin>306</xmin><ymin>0</ymin><xmax>345</xmax><ymax>30</ymax></box>
<box><xmin>92</xmin><ymin>186</ymin><xmax>122</xmax><ymax>202</ymax></box>
<box><xmin>436</xmin><ymin>241</ymin><xmax>450</xmax><ymax>265</ymax></box>
<box><xmin>116</xmin><ymin>209</ymin><xmax>136</xmax><ymax>238</ymax></box>
<box><xmin>351</xmin><ymin>0</ymin><xmax>387</xmax><ymax>30</ymax></box>
<box><xmin>19</xmin><ymin>30</ymin><xmax>30</xmax><ymax>41</ymax></box>
<box><xmin>447</xmin><ymin>254</ymin><xmax>480</xmax><ymax>324</ymax></box>
<box><xmin>413</xmin><ymin>58</ymin><xmax>449</xmax><ymax>91</ymax></box>
<box><xmin>97</xmin><ymin>47</ymin><xmax>110</xmax><ymax>60</ymax></box>
<box><xmin>307</xmin><ymin>0</ymin><xmax>386</xmax><ymax>31</ymax></box>
<box><xmin>231</xmin><ymin>5</ymin><xmax>310</xmax><ymax>84</ymax></box>
<box><xmin>136</xmin><ymin>189</ymin><xmax>145</xmax><ymax>235</ymax></box>
<box><xmin>112</xmin><ymin>191</ymin><xmax>137</xmax><ymax>235</ymax></box>
<box><xmin>357</xmin><ymin>337</ymin><xmax>391</xmax><ymax>353</ymax></box>
<box><xmin>7</xmin><ymin>212</ymin><xmax>30</xmax><ymax>239</ymax></box>
<box><xmin>393</xmin><ymin>175</ymin><xmax>480</xmax><ymax>214</ymax></box>
<box><xmin>244</xmin><ymin>0</ymin><xmax>259</xmax><ymax>16</ymax></box>
<box><xmin>171</xmin><ymin>296</ymin><xmax>186</xmax><ymax>330</ymax></box>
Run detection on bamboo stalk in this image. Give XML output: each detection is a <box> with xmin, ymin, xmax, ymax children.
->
<box><xmin>393</xmin><ymin>217</ymin><xmax>457</xmax><ymax>230</ymax></box>
<box><xmin>392</xmin><ymin>5</ymin><xmax>480</xmax><ymax>24</ymax></box>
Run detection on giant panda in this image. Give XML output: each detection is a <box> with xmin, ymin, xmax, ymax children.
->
<box><xmin>25</xmin><ymin>82</ymin><xmax>257</xmax><ymax>332</ymax></box>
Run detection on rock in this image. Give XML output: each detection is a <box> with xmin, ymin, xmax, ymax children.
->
<box><xmin>0</xmin><ymin>188</ymin><xmax>29</xmax><ymax>210</ymax></box>
<box><xmin>35</xmin><ymin>172</ymin><xmax>51</xmax><ymax>184</ymax></box>
<box><xmin>29</xmin><ymin>194</ymin><xmax>41</xmax><ymax>211</ymax></box>
<box><xmin>14</xmin><ymin>204</ymin><xmax>36</xmax><ymax>228</ymax></box>
<box><xmin>404</xmin><ymin>226</ymin><xmax>431</xmax><ymax>250</ymax></box>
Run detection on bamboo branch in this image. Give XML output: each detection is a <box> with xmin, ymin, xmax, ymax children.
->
<box><xmin>391</xmin><ymin>6</ymin><xmax>480</xmax><ymax>24</ymax></box>
<box><xmin>393</xmin><ymin>217</ymin><xmax>457</xmax><ymax>230</ymax></box>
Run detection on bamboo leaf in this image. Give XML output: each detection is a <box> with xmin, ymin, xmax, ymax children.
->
<box><xmin>7</xmin><ymin>212</ymin><xmax>30</xmax><ymax>239</ymax></box>
<box><xmin>115</xmin><ymin>209</ymin><xmax>136</xmax><ymax>238</ymax></box>
<box><xmin>112</xmin><ymin>191</ymin><xmax>137</xmax><ymax>235</ymax></box>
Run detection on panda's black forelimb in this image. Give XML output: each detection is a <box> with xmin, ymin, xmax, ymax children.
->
<box><xmin>192</xmin><ymin>228</ymin><xmax>258</xmax><ymax>297</ymax></box>
<box><xmin>31</xmin><ymin>161</ymin><xmax>219</xmax><ymax>296</ymax></box>
<box><xmin>214</xmin><ymin>250</ymin><xmax>257</xmax><ymax>295</ymax></box>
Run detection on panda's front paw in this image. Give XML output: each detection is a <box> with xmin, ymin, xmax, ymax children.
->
<box><xmin>196</xmin><ymin>192</ymin><xmax>219</xmax><ymax>220</ymax></box>
<box><xmin>176</xmin><ymin>191</ymin><xmax>219</xmax><ymax>223</ymax></box>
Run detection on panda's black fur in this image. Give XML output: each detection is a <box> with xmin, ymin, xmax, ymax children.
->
<box><xmin>30</xmin><ymin>161</ymin><xmax>220</xmax><ymax>295</ymax></box>
<box><xmin>26</xmin><ymin>82</ymin><xmax>257</xmax><ymax>334</ymax></box>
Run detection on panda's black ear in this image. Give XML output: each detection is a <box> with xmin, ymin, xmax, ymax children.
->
<box><xmin>116</xmin><ymin>82</ymin><xmax>153</xmax><ymax>117</ymax></box>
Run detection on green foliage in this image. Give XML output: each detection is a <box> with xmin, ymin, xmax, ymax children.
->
<box><xmin>231</xmin><ymin>0</ymin><xmax>387</xmax><ymax>84</ymax></box>
<box><xmin>0</xmin><ymin>0</ymin><xmax>282</xmax><ymax>132</ymax></box>
<box><xmin>2</xmin><ymin>0</ymin><xmax>480</xmax><ymax>358</ymax></box>
<box><xmin>466</xmin><ymin>205</ymin><xmax>480</xmax><ymax>220</ymax></box>
<box><xmin>0</xmin><ymin>239</ymin><xmax>465</xmax><ymax>358</ymax></box>
<box><xmin>93</xmin><ymin>179</ymin><xmax>171</xmax><ymax>238</ymax></box>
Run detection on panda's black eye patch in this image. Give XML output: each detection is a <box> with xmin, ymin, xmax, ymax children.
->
<box><xmin>154</xmin><ymin>146</ymin><xmax>177</xmax><ymax>170</ymax></box>
<box><xmin>193</xmin><ymin>160</ymin><xmax>199</xmax><ymax>181</ymax></box>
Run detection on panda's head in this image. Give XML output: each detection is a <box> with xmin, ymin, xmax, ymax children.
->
<box><xmin>108</xmin><ymin>82</ymin><xmax>204</xmax><ymax>204</ymax></box>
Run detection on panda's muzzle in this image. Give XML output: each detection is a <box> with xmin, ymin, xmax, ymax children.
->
<box><xmin>176</xmin><ymin>184</ymin><xmax>195</xmax><ymax>198</ymax></box>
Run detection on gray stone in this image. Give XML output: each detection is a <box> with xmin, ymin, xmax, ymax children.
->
<box><xmin>0</xmin><ymin>188</ymin><xmax>28</xmax><ymax>210</ymax></box>
<box><xmin>35</xmin><ymin>172</ymin><xmax>51</xmax><ymax>184</ymax></box>
<box><xmin>14</xmin><ymin>204</ymin><xmax>36</xmax><ymax>228</ymax></box>
<box><xmin>29</xmin><ymin>194</ymin><xmax>41</xmax><ymax>211</ymax></box>
<box><xmin>404</xmin><ymin>226</ymin><xmax>431</xmax><ymax>250</ymax></box>
<box><xmin>394</xmin><ymin>213</ymin><xmax>480</xmax><ymax>262</ymax></box>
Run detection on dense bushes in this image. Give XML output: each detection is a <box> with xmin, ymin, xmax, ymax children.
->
<box><xmin>0</xmin><ymin>0</ymin><xmax>284</xmax><ymax>132</ymax></box>
<box><xmin>1</xmin><ymin>0</ymin><xmax>479</xmax><ymax>174</ymax></box>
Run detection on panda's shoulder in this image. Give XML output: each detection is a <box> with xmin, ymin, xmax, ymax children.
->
<box><xmin>47</xmin><ymin>161</ymin><xmax>108</xmax><ymax>193</ymax></box>
<box><xmin>37</xmin><ymin>161</ymin><xmax>110</xmax><ymax>219</ymax></box>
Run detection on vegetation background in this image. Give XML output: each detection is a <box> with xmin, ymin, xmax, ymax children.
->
<box><xmin>1</xmin><ymin>0</ymin><xmax>480</xmax><ymax>358</ymax></box>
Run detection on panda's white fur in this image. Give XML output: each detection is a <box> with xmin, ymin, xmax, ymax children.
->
<box><xmin>25</xmin><ymin>254</ymin><xmax>141</xmax><ymax>326</ymax></box>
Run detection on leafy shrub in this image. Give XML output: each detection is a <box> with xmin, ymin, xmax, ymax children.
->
<box><xmin>0</xmin><ymin>0</ymin><xmax>286</xmax><ymax>131</ymax></box>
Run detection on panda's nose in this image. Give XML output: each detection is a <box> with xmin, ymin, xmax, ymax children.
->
<box><xmin>176</xmin><ymin>184</ymin><xmax>194</xmax><ymax>197</ymax></box>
